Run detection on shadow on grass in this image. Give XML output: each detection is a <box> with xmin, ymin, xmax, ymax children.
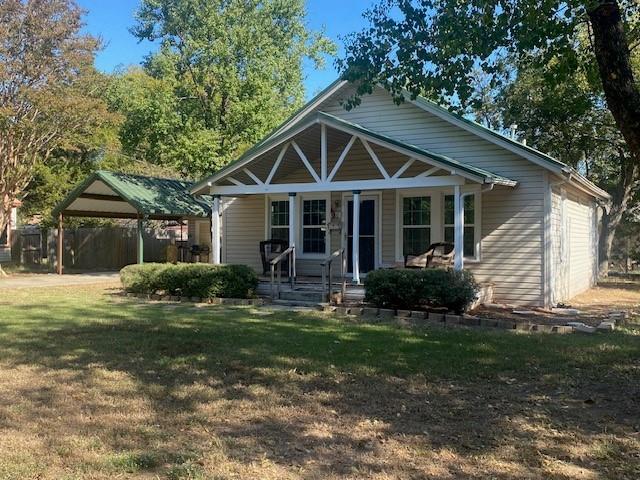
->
<box><xmin>0</xmin><ymin>295</ymin><xmax>639</xmax><ymax>478</ymax></box>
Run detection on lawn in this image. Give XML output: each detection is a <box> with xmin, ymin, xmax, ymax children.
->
<box><xmin>0</xmin><ymin>281</ymin><xmax>639</xmax><ymax>479</ymax></box>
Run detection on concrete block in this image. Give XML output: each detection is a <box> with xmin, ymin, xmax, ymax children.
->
<box><xmin>378</xmin><ymin>308</ymin><xmax>395</xmax><ymax>318</ymax></box>
<box><xmin>362</xmin><ymin>307</ymin><xmax>379</xmax><ymax>317</ymax></box>
<box><xmin>481</xmin><ymin>318</ymin><xmax>500</xmax><ymax>328</ymax></box>
<box><xmin>411</xmin><ymin>311</ymin><xmax>427</xmax><ymax>320</ymax></box>
<box><xmin>552</xmin><ymin>325</ymin><xmax>574</xmax><ymax>334</ymax></box>
<box><xmin>533</xmin><ymin>324</ymin><xmax>554</xmax><ymax>333</ymax></box>
<box><xmin>597</xmin><ymin>321</ymin><xmax>615</xmax><ymax>332</ymax></box>
<box><xmin>515</xmin><ymin>322</ymin><xmax>534</xmax><ymax>332</ymax></box>
<box><xmin>170</xmin><ymin>295</ymin><xmax>181</xmax><ymax>302</ymax></box>
<box><xmin>150</xmin><ymin>294</ymin><xmax>161</xmax><ymax>301</ymax></box>
<box><xmin>396</xmin><ymin>309</ymin><xmax>411</xmax><ymax>318</ymax></box>
<box><xmin>428</xmin><ymin>312</ymin><xmax>444</xmax><ymax>322</ymax></box>
<box><xmin>350</xmin><ymin>307</ymin><xmax>364</xmax><ymax>316</ymax></box>
<box><xmin>335</xmin><ymin>307</ymin><xmax>350</xmax><ymax>316</ymax></box>
<box><xmin>180</xmin><ymin>296</ymin><xmax>190</xmax><ymax>302</ymax></box>
<box><xmin>445</xmin><ymin>314</ymin><xmax>461</xmax><ymax>325</ymax></box>
<box><xmin>161</xmin><ymin>295</ymin><xmax>172</xmax><ymax>302</ymax></box>
<box><xmin>566</xmin><ymin>322</ymin><xmax>597</xmax><ymax>334</ymax></box>
<box><xmin>461</xmin><ymin>315</ymin><xmax>480</xmax><ymax>327</ymax></box>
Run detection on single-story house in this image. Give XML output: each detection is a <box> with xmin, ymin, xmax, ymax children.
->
<box><xmin>190</xmin><ymin>80</ymin><xmax>610</xmax><ymax>307</ymax></box>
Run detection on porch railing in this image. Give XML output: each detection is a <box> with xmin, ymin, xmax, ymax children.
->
<box><xmin>270</xmin><ymin>245</ymin><xmax>295</xmax><ymax>299</ymax></box>
<box><xmin>321</xmin><ymin>247</ymin><xmax>346</xmax><ymax>304</ymax></box>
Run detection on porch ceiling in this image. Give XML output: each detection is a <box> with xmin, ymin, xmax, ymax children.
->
<box><xmin>193</xmin><ymin>112</ymin><xmax>518</xmax><ymax>196</ymax></box>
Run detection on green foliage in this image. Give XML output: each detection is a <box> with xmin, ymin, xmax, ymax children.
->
<box><xmin>108</xmin><ymin>0</ymin><xmax>335</xmax><ymax>178</ymax></box>
<box><xmin>364</xmin><ymin>268</ymin><xmax>479</xmax><ymax>313</ymax></box>
<box><xmin>120</xmin><ymin>263</ymin><xmax>258</xmax><ymax>299</ymax></box>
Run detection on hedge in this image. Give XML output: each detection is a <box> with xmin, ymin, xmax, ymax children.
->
<box><xmin>364</xmin><ymin>268</ymin><xmax>478</xmax><ymax>313</ymax></box>
<box><xmin>120</xmin><ymin>263</ymin><xmax>258</xmax><ymax>299</ymax></box>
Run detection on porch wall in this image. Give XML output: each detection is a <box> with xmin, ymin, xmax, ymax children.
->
<box><xmin>221</xmin><ymin>184</ymin><xmax>547</xmax><ymax>305</ymax></box>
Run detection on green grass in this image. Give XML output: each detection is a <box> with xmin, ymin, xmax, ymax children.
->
<box><xmin>0</xmin><ymin>283</ymin><xmax>639</xmax><ymax>479</ymax></box>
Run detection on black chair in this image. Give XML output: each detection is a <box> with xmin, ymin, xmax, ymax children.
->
<box><xmin>259</xmin><ymin>239</ymin><xmax>288</xmax><ymax>275</ymax></box>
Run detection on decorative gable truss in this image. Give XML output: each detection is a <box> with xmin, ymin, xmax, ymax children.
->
<box><xmin>205</xmin><ymin>112</ymin><xmax>516</xmax><ymax>196</ymax></box>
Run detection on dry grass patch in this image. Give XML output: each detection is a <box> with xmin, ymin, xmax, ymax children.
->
<box><xmin>0</xmin><ymin>281</ymin><xmax>638</xmax><ymax>479</ymax></box>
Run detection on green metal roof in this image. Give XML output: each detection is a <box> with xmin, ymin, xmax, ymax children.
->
<box><xmin>53</xmin><ymin>170</ymin><xmax>211</xmax><ymax>219</ymax></box>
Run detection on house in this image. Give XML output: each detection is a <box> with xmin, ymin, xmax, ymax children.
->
<box><xmin>191</xmin><ymin>80</ymin><xmax>610</xmax><ymax>307</ymax></box>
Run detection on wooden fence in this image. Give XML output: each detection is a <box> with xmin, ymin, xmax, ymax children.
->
<box><xmin>10</xmin><ymin>226</ymin><xmax>179</xmax><ymax>271</ymax></box>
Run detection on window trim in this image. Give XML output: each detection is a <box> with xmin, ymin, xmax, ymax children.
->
<box><xmin>341</xmin><ymin>191</ymin><xmax>382</xmax><ymax>271</ymax></box>
<box><xmin>301</xmin><ymin>195</ymin><xmax>329</xmax><ymax>257</ymax></box>
<box><xmin>443</xmin><ymin>193</ymin><xmax>480</xmax><ymax>260</ymax></box>
<box><xmin>264</xmin><ymin>194</ymin><xmax>290</xmax><ymax>242</ymax></box>
<box><xmin>401</xmin><ymin>195</ymin><xmax>432</xmax><ymax>258</ymax></box>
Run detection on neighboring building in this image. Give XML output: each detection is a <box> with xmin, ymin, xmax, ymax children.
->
<box><xmin>191</xmin><ymin>80</ymin><xmax>610</xmax><ymax>307</ymax></box>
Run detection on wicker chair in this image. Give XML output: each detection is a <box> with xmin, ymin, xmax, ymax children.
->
<box><xmin>404</xmin><ymin>242</ymin><xmax>455</xmax><ymax>269</ymax></box>
<box><xmin>259</xmin><ymin>239</ymin><xmax>289</xmax><ymax>275</ymax></box>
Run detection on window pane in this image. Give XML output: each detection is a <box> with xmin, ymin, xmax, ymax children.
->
<box><xmin>303</xmin><ymin>227</ymin><xmax>325</xmax><ymax>253</ymax></box>
<box><xmin>270</xmin><ymin>201</ymin><xmax>289</xmax><ymax>226</ymax></box>
<box><xmin>270</xmin><ymin>227</ymin><xmax>289</xmax><ymax>243</ymax></box>
<box><xmin>403</xmin><ymin>196</ymin><xmax>430</xmax><ymax>226</ymax></box>
<box><xmin>403</xmin><ymin>227</ymin><xmax>430</xmax><ymax>256</ymax></box>
<box><xmin>444</xmin><ymin>195</ymin><xmax>454</xmax><ymax>225</ymax></box>
<box><xmin>444</xmin><ymin>226</ymin><xmax>454</xmax><ymax>244</ymax></box>
<box><xmin>464</xmin><ymin>226</ymin><xmax>475</xmax><ymax>257</ymax></box>
<box><xmin>464</xmin><ymin>195</ymin><xmax>474</xmax><ymax>225</ymax></box>
<box><xmin>302</xmin><ymin>199</ymin><xmax>326</xmax><ymax>226</ymax></box>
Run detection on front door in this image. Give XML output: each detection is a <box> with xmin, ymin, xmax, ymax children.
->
<box><xmin>346</xmin><ymin>198</ymin><xmax>376</xmax><ymax>274</ymax></box>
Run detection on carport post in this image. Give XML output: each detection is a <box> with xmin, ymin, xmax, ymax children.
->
<box><xmin>137</xmin><ymin>216</ymin><xmax>144</xmax><ymax>264</ymax></box>
<box><xmin>57</xmin><ymin>213</ymin><xmax>63</xmax><ymax>275</ymax></box>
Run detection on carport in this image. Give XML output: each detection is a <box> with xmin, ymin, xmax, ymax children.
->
<box><xmin>52</xmin><ymin>170</ymin><xmax>211</xmax><ymax>274</ymax></box>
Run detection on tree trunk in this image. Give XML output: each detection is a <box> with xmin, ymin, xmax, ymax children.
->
<box><xmin>598</xmin><ymin>166</ymin><xmax>637</xmax><ymax>276</ymax></box>
<box><xmin>588</xmin><ymin>1</ymin><xmax>640</xmax><ymax>166</ymax></box>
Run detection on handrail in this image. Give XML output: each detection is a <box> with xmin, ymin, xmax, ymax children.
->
<box><xmin>321</xmin><ymin>247</ymin><xmax>346</xmax><ymax>304</ymax></box>
<box><xmin>270</xmin><ymin>245</ymin><xmax>295</xmax><ymax>299</ymax></box>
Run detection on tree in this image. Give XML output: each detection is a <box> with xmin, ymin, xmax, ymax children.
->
<box><xmin>339</xmin><ymin>0</ymin><xmax>639</xmax><ymax>161</ymax></box>
<box><xmin>339</xmin><ymin>0</ymin><xmax>639</xmax><ymax>275</ymax></box>
<box><xmin>122</xmin><ymin>0</ymin><xmax>335</xmax><ymax>177</ymax></box>
<box><xmin>497</xmin><ymin>56</ymin><xmax>638</xmax><ymax>274</ymax></box>
<box><xmin>0</xmin><ymin>0</ymin><xmax>114</xmax><ymax>252</ymax></box>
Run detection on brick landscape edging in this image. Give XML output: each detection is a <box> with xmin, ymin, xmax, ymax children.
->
<box><xmin>123</xmin><ymin>291</ymin><xmax>267</xmax><ymax>306</ymax></box>
<box><xmin>324</xmin><ymin>306</ymin><xmax>576</xmax><ymax>334</ymax></box>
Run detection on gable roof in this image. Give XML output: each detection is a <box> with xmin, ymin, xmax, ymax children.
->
<box><xmin>191</xmin><ymin>111</ymin><xmax>517</xmax><ymax>194</ymax></box>
<box><xmin>193</xmin><ymin>79</ymin><xmax>608</xmax><ymax>200</ymax></box>
<box><xmin>53</xmin><ymin>170</ymin><xmax>211</xmax><ymax>220</ymax></box>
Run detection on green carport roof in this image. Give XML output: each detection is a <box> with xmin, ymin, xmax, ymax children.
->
<box><xmin>53</xmin><ymin>170</ymin><xmax>211</xmax><ymax>220</ymax></box>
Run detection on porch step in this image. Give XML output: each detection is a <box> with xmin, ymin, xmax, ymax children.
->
<box><xmin>278</xmin><ymin>289</ymin><xmax>327</xmax><ymax>303</ymax></box>
<box><xmin>271</xmin><ymin>299</ymin><xmax>325</xmax><ymax>309</ymax></box>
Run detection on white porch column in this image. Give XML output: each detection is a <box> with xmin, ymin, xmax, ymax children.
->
<box><xmin>288</xmin><ymin>192</ymin><xmax>297</xmax><ymax>279</ymax></box>
<box><xmin>453</xmin><ymin>186</ymin><xmax>464</xmax><ymax>271</ymax></box>
<box><xmin>211</xmin><ymin>195</ymin><xmax>221</xmax><ymax>264</ymax></box>
<box><xmin>352</xmin><ymin>190</ymin><xmax>361</xmax><ymax>284</ymax></box>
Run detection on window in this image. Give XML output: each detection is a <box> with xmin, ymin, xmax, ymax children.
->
<box><xmin>302</xmin><ymin>199</ymin><xmax>327</xmax><ymax>254</ymax></box>
<box><xmin>270</xmin><ymin>200</ymin><xmax>289</xmax><ymax>243</ymax></box>
<box><xmin>444</xmin><ymin>194</ymin><xmax>476</xmax><ymax>258</ymax></box>
<box><xmin>402</xmin><ymin>196</ymin><xmax>430</xmax><ymax>256</ymax></box>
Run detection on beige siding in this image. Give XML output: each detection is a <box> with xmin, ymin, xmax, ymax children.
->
<box><xmin>321</xmin><ymin>86</ymin><xmax>546</xmax><ymax>305</ymax></box>
<box><xmin>222</xmin><ymin>196</ymin><xmax>264</xmax><ymax>272</ymax></box>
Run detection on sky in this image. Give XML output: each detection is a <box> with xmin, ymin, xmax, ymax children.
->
<box><xmin>76</xmin><ymin>0</ymin><xmax>374</xmax><ymax>98</ymax></box>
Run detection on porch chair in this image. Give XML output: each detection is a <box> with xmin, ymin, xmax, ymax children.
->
<box><xmin>404</xmin><ymin>242</ymin><xmax>455</xmax><ymax>269</ymax></box>
<box><xmin>259</xmin><ymin>239</ymin><xmax>289</xmax><ymax>276</ymax></box>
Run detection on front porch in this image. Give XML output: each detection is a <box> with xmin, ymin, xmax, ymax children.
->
<box><xmin>195</xmin><ymin>112</ymin><xmax>517</xmax><ymax>301</ymax></box>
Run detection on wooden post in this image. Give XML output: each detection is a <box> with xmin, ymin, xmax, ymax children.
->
<box><xmin>454</xmin><ymin>186</ymin><xmax>464</xmax><ymax>271</ymax></box>
<box><xmin>137</xmin><ymin>216</ymin><xmax>144</xmax><ymax>264</ymax></box>
<box><xmin>57</xmin><ymin>213</ymin><xmax>63</xmax><ymax>275</ymax></box>
<box><xmin>211</xmin><ymin>195</ymin><xmax>221</xmax><ymax>264</ymax></box>
<box><xmin>352</xmin><ymin>190</ymin><xmax>361</xmax><ymax>284</ymax></box>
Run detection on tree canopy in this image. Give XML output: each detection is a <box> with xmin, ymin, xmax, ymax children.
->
<box><xmin>113</xmin><ymin>0</ymin><xmax>335</xmax><ymax>177</ymax></box>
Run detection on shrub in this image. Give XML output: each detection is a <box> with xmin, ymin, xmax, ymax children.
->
<box><xmin>120</xmin><ymin>263</ymin><xmax>258</xmax><ymax>299</ymax></box>
<box><xmin>364</xmin><ymin>268</ymin><xmax>478</xmax><ymax>313</ymax></box>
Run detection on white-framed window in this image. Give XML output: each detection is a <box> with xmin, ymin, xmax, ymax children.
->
<box><xmin>269</xmin><ymin>199</ymin><xmax>289</xmax><ymax>243</ymax></box>
<box><xmin>444</xmin><ymin>194</ymin><xmax>476</xmax><ymax>258</ymax></box>
<box><xmin>302</xmin><ymin>198</ymin><xmax>327</xmax><ymax>254</ymax></box>
<box><xmin>401</xmin><ymin>196</ymin><xmax>431</xmax><ymax>256</ymax></box>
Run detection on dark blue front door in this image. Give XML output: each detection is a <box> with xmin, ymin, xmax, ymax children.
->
<box><xmin>347</xmin><ymin>199</ymin><xmax>376</xmax><ymax>274</ymax></box>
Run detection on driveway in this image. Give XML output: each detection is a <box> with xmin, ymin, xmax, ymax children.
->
<box><xmin>0</xmin><ymin>271</ymin><xmax>120</xmax><ymax>289</ymax></box>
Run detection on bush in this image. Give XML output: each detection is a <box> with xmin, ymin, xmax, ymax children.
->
<box><xmin>120</xmin><ymin>263</ymin><xmax>258</xmax><ymax>299</ymax></box>
<box><xmin>364</xmin><ymin>268</ymin><xmax>478</xmax><ymax>313</ymax></box>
